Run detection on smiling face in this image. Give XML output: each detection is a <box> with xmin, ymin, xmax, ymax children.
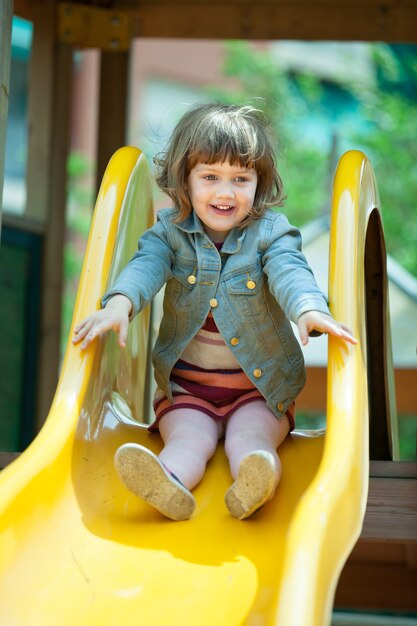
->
<box><xmin>187</xmin><ymin>161</ymin><xmax>258</xmax><ymax>242</ymax></box>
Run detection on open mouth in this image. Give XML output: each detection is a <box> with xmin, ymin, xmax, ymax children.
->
<box><xmin>210</xmin><ymin>204</ymin><xmax>235</xmax><ymax>215</ymax></box>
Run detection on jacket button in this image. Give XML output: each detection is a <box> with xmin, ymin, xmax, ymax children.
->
<box><xmin>210</xmin><ymin>298</ymin><xmax>218</xmax><ymax>308</ymax></box>
<box><xmin>230</xmin><ymin>337</ymin><xmax>239</xmax><ymax>346</ymax></box>
<box><xmin>253</xmin><ymin>368</ymin><xmax>262</xmax><ymax>378</ymax></box>
<box><xmin>187</xmin><ymin>275</ymin><xmax>196</xmax><ymax>285</ymax></box>
<box><xmin>277</xmin><ymin>402</ymin><xmax>284</xmax><ymax>412</ymax></box>
<box><xmin>246</xmin><ymin>279</ymin><xmax>256</xmax><ymax>290</ymax></box>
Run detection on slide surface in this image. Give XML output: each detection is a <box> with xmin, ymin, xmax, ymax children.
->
<box><xmin>0</xmin><ymin>148</ymin><xmax>374</xmax><ymax>626</ymax></box>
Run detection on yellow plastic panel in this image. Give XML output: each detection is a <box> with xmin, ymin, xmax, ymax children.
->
<box><xmin>274</xmin><ymin>150</ymin><xmax>376</xmax><ymax>625</ymax></box>
<box><xmin>0</xmin><ymin>149</ymin><xmax>377</xmax><ymax>625</ymax></box>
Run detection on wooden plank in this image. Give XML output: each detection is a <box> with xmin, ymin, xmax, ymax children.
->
<box><xmin>26</xmin><ymin>2</ymin><xmax>55</xmax><ymax>223</ymax></box>
<box><xmin>14</xmin><ymin>0</ymin><xmax>417</xmax><ymax>42</ymax></box>
<box><xmin>335</xmin><ymin>559</ymin><xmax>417</xmax><ymax>611</ymax></box>
<box><xmin>361</xmin><ymin>475</ymin><xmax>417</xmax><ymax>542</ymax></box>
<box><xmin>370</xmin><ymin>461</ymin><xmax>417</xmax><ymax>479</ymax></box>
<box><xmin>130</xmin><ymin>2</ymin><xmax>417</xmax><ymax>41</ymax></box>
<box><xmin>122</xmin><ymin>0</ymin><xmax>417</xmax><ymax>5</ymax></box>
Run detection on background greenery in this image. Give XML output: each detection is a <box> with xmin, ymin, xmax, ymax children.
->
<box><xmin>207</xmin><ymin>41</ymin><xmax>417</xmax><ymax>277</ymax></box>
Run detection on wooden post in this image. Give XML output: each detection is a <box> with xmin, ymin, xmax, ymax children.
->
<box><xmin>0</xmin><ymin>0</ymin><xmax>14</xmax><ymax>234</ymax></box>
<box><xmin>96</xmin><ymin>50</ymin><xmax>129</xmax><ymax>193</ymax></box>
<box><xmin>26</xmin><ymin>3</ymin><xmax>55</xmax><ymax>224</ymax></box>
<box><xmin>26</xmin><ymin>1</ymin><xmax>73</xmax><ymax>430</ymax></box>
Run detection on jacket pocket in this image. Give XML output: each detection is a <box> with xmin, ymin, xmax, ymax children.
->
<box><xmin>172</xmin><ymin>258</ymin><xmax>197</xmax><ymax>290</ymax></box>
<box><xmin>225</xmin><ymin>265</ymin><xmax>264</xmax><ymax>295</ymax></box>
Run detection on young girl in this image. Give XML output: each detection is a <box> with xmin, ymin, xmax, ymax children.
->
<box><xmin>73</xmin><ymin>103</ymin><xmax>356</xmax><ymax>522</ymax></box>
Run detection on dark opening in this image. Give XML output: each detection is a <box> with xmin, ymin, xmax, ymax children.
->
<box><xmin>364</xmin><ymin>209</ymin><xmax>392</xmax><ymax>460</ymax></box>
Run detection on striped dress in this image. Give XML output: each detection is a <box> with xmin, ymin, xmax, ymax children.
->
<box><xmin>150</xmin><ymin>245</ymin><xmax>295</xmax><ymax>432</ymax></box>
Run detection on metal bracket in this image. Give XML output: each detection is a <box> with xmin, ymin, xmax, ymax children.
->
<box><xmin>58</xmin><ymin>3</ymin><xmax>132</xmax><ymax>51</ymax></box>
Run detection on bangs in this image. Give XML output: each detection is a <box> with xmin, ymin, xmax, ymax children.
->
<box><xmin>186</xmin><ymin>111</ymin><xmax>268</xmax><ymax>172</ymax></box>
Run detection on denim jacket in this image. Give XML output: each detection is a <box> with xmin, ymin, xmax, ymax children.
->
<box><xmin>103</xmin><ymin>207</ymin><xmax>330</xmax><ymax>420</ymax></box>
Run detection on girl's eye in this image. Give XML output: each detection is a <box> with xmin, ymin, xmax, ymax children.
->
<box><xmin>235</xmin><ymin>176</ymin><xmax>248</xmax><ymax>183</ymax></box>
<box><xmin>204</xmin><ymin>175</ymin><xmax>217</xmax><ymax>181</ymax></box>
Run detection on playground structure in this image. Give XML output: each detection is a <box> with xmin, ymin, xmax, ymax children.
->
<box><xmin>1</xmin><ymin>0</ymin><xmax>417</xmax><ymax>621</ymax></box>
<box><xmin>0</xmin><ymin>147</ymin><xmax>414</xmax><ymax>625</ymax></box>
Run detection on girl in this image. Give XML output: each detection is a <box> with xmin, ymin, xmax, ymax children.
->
<box><xmin>73</xmin><ymin>103</ymin><xmax>356</xmax><ymax>521</ymax></box>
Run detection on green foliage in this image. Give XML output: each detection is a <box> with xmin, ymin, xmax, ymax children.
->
<box><xmin>209</xmin><ymin>41</ymin><xmax>417</xmax><ymax>277</ymax></box>
<box><xmin>351</xmin><ymin>45</ymin><xmax>417</xmax><ymax>276</ymax></box>
<box><xmin>206</xmin><ymin>41</ymin><xmax>328</xmax><ymax>225</ymax></box>
<box><xmin>398</xmin><ymin>415</ymin><xmax>417</xmax><ymax>460</ymax></box>
<box><xmin>66</xmin><ymin>151</ymin><xmax>95</xmax><ymax>223</ymax></box>
<box><xmin>61</xmin><ymin>152</ymin><xmax>94</xmax><ymax>355</ymax></box>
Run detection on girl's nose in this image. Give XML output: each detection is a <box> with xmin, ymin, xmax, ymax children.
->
<box><xmin>216</xmin><ymin>182</ymin><xmax>235</xmax><ymax>198</ymax></box>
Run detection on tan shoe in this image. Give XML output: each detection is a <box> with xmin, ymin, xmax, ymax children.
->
<box><xmin>225</xmin><ymin>451</ymin><xmax>277</xmax><ymax>520</ymax></box>
<box><xmin>114</xmin><ymin>443</ymin><xmax>196</xmax><ymax>521</ymax></box>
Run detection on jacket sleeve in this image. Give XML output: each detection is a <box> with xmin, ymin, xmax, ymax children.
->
<box><xmin>101</xmin><ymin>215</ymin><xmax>174</xmax><ymax>317</ymax></box>
<box><xmin>262</xmin><ymin>214</ymin><xmax>331</xmax><ymax>323</ymax></box>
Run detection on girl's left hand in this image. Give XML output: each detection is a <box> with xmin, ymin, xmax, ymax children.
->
<box><xmin>297</xmin><ymin>311</ymin><xmax>357</xmax><ymax>346</ymax></box>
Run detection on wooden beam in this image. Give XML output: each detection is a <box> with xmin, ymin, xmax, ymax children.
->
<box><xmin>359</xmin><ymin>462</ymin><xmax>417</xmax><ymax>543</ymax></box>
<box><xmin>360</xmin><ymin>469</ymin><xmax>417</xmax><ymax>543</ymax></box>
<box><xmin>15</xmin><ymin>0</ymin><xmax>417</xmax><ymax>42</ymax></box>
<box><xmin>35</xmin><ymin>42</ymin><xmax>73</xmax><ymax>431</ymax></box>
<box><xmin>26</xmin><ymin>3</ymin><xmax>55</xmax><ymax>223</ymax></box>
<box><xmin>12</xmin><ymin>0</ymin><xmax>33</xmax><ymax>22</ymax></box>
<box><xmin>96</xmin><ymin>49</ymin><xmax>129</xmax><ymax>192</ymax></box>
<box><xmin>26</xmin><ymin>1</ymin><xmax>73</xmax><ymax>430</ymax></box>
<box><xmin>370</xmin><ymin>461</ymin><xmax>417</xmax><ymax>479</ymax></box>
<box><xmin>129</xmin><ymin>1</ymin><xmax>417</xmax><ymax>42</ymax></box>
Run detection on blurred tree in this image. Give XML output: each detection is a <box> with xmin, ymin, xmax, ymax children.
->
<box><xmin>61</xmin><ymin>152</ymin><xmax>94</xmax><ymax>355</ymax></box>
<box><xmin>207</xmin><ymin>41</ymin><xmax>329</xmax><ymax>226</ymax></box>
<box><xmin>351</xmin><ymin>44</ymin><xmax>417</xmax><ymax>276</ymax></box>
<box><xmin>209</xmin><ymin>41</ymin><xmax>417</xmax><ymax>277</ymax></box>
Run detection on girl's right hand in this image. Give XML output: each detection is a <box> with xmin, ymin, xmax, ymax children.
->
<box><xmin>72</xmin><ymin>294</ymin><xmax>133</xmax><ymax>350</ymax></box>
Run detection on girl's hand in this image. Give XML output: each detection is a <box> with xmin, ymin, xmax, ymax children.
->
<box><xmin>297</xmin><ymin>311</ymin><xmax>357</xmax><ymax>346</ymax></box>
<box><xmin>72</xmin><ymin>294</ymin><xmax>133</xmax><ymax>350</ymax></box>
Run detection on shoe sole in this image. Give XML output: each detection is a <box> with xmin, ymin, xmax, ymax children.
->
<box><xmin>225</xmin><ymin>451</ymin><xmax>277</xmax><ymax>520</ymax></box>
<box><xmin>114</xmin><ymin>443</ymin><xmax>196</xmax><ymax>521</ymax></box>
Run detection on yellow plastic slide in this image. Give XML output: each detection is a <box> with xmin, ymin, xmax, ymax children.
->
<box><xmin>0</xmin><ymin>148</ymin><xmax>375</xmax><ymax>625</ymax></box>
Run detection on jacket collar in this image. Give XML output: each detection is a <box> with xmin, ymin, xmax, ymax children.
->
<box><xmin>175</xmin><ymin>210</ymin><xmax>247</xmax><ymax>254</ymax></box>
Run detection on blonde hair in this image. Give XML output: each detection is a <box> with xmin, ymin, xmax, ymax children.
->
<box><xmin>154</xmin><ymin>103</ymin><xmax>284</xmax><ymax>224</ymax></box>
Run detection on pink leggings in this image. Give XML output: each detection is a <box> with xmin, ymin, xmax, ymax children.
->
<box><xmin>158</xmin><ymin>400</ymin><xmax>290</xmax><ymax>491</ymax></box>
